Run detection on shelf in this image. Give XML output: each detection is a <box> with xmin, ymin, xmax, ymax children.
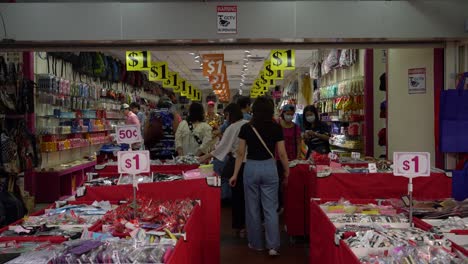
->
<box><xmin>0</xmin><ymin>114</ymin><xmax>27</xmax><ymax>119</ymax></box>
<box><xmin>318</xmin><ymin>94</ymin><xmax>364</xmax><ymax>101</ymax></box>
<box><xmin>36</xmin><ymin>159</ymin><xmax>96</xmax><ymax>177</ymax></box>
<box><xmin>330</xmin><ymin>143</ymin><xmax>363</xmax><ymax>151</ymax></box>
<box><xmin>322</xmin><ymin>119</ymin><xmax>364</xmax><ymax>123</ymax></box>
<box><xmin>41</xmin><ymin>142</ymin><xmax>108</xmax><ymax>153</ymax></box>
<box><xmin>38</xmin><ymin>130</ymin><xmax>113</xmax><ymax>136</ymax></box>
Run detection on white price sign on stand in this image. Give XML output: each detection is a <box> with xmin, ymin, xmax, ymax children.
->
<box><xmin>393</xmin><ymin>152</ymin><xmax>431</xmax><ymax>177</ymax></box>
<box><xmin>116</xmin><ymin>125</ymin><xmax>142</xmax><ymax>144</ymax></box>
<box><xmin>117</xmin><ymin>151</ymin><xmax>150</xmax><ymax>175</ymax></box>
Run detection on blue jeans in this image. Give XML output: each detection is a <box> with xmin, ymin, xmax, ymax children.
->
<box><xmin>243</xmin><ymin>159</ymin><xmax>280</xmax><ymax>250</ymax></box>
<box><xmin>212</xmin><ymin>157</ymin><xmax>231</xmax><ymax>200</ymax></box>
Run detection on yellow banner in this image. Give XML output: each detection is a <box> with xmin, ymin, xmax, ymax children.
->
<box><xmin>148</xmin><ymin>62</ymin><xmax>169</xmax><ymax>81</ymax></box>
<box><xmin>270</xmin><ymin>49</ymin><xmax>295</xmax><ymax>70</ymax></box>
<box><xmin>180</xmin><ymin>80</ymin><xmax>188</xmax><ymax>96</ymax></box>
<box><xmin>175</xmin><ymin>78</ymin><xmax>184</xmax><ymax>93</ymax></box>
<box><xmin>163</xmin><ymin>72</ymin><xmax>179</xmax><ymax>89</ymax></box>
<box><xmin>126</xmin><ymin>51</ymin><xmax>151</xmax><ymax>71</ymax></box>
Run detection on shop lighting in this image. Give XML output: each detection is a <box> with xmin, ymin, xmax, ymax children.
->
<box><xmin>243</xmin><ymin>65</ymin><xmax>248</xmax><ymax>68</ymax></box>
<box><xmin>244</xmin><ymin>50</ymin><xmax>251</xmax><ymax>53</ymax></box>
<box><xmin>194</xmin><ymin>55</ymin><xmax>200</xmax><ymax>59</ymax></box>
<box><xmin>189</xmin><ymin>52</ymin><xmax>195</xmax><ymax>55</ymax></box>
<box><xmin>246</xmin><ymin>54</ymin><xmax>252</xmax><ymax>57</ymax></box>
<box><xmin>195</xmin><ymin>60</ymin><xmax>200</xmax><ymax>64</ymax></box>
<box><xmin>243</xmin><ymin>58</ymin><xmax>249</xmax><ymax>61</ymax></box>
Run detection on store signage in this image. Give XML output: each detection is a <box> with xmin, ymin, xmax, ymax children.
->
<box><xmin>148</xmin><ymin>62</ymin><xmax>169</xmax><ymax>81</ymax></box>
<box><xmin>163</xmin><ymin>72</ymin><xmax>179</xmax><ymax>89</ymax></box>
<box><xmin>203</xmin><ymin>54</ymin><xmax>225</xmax><ymax>76</ymax></box>
<box><xmin>126</xmin><ymin>51</ymin><xmax>151</xmax><ymax>71</ymax></box>
<box><xmin>117</xmin><ymin>151</ymin><xmax>150</xmax><ymax>174</ymax></box>
<box><xmin>393</xmin><ymin>152</ymin><xmax>431</xmax><ymax>177</ymax></box>
<box><xmin>270</xmin><ymin>49</ymin><xmax>295</xmax><ymax>70</ymax></box>
<box><xmin>116</xmin><ymin>125</ymin><xmax>142</xmax><ymax>144</ymax></box>
<box><xmin>217</xmin><ymin>5</ymin><xmax>237</xmax><ymax>34</ymax></box>
<box><xmin>408</xmin><ymin>68</ymin><xmax>426</xmax><ymax>94</ymax></box>
<box><xmin>368</xmin><ymin>163</ymin><xmax>377</xmax><ymax>173</ymax></box>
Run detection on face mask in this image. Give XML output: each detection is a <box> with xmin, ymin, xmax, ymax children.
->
<box><xmin>284</xmin><ymin>115</ymin><xmax>294</xmax><ymax>122</ymax></box>
<box><xmin>306</xmin><ymin>116</ymin><xmax>316</xmax><ymax>123</ymax></box>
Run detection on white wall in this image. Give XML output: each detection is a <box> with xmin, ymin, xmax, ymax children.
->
<box><xmin>2</xmin><ymin>1</ymin><xmax>468</xmax><ymax>42</ymax></box>
<box><xmin>387</xmin><ymin>48</ymin><xmax>435</xmax><ymax>165</ymax></box>
<box><xmin>373</xmin><ymin>49</ymin><xmax>386</xmax><ymax>158</ymax></box>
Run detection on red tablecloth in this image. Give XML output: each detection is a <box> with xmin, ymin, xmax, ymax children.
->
<box><xmin>286</xmin><ymin>168</ymin><xmax>452</xmax><ymax>237</ymax></box>
<box><xmin>79</xmin><ymin>179</ymin><xmax>220</xmax><ymax>264</ymax></box>
<box><xmin>94</xmin><ymin>164</ymin><xmax>199</xmax><ymax>177</ymax></box>
<box><xmin>284</xmin><ymin>164</ymin><xmax>311</xmax><ymax>236</ymax></box>
<box><xmin>309</xmin><ymin>199</ymin><xmax>360</xmax><ymax>264</ymax></box>
<box><xmin>310</xmin><ymin>172</ymin><xmax>452</xmax><ymax>200</ymax></box>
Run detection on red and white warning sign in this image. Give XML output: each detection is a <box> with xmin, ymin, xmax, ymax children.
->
<box><xmin>217</xmin><ymin>6</ymin><xmax>237</xmax><ymax>34</ymax></box>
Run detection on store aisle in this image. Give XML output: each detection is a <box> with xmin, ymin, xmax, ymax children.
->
<box><xmin>220</xmin><ymin>207</ymin><xmax>308</xmax><ymax>264</ymax></box>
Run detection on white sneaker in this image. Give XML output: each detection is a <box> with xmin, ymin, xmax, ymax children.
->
<box><xmin>268</xmin><ymin>249</ymin><xmax>280</xmax><ymax>256</ymax></box>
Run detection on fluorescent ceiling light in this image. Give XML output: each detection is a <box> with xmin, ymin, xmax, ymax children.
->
<box><xmin>194</xmin><ymin>55</ymin><xmax>200</xmax><ymax>59</ymax></box>
<box><xmin>244</xmin><ymin>50</ymin><xmax>251</xmax><ymax>53</ymax></box>
<box><xmin>195</xmin><ymin>60</ymin><xmax>200</xmax><ymax>64</ymax></box>
<box><xmin>189</xmin><ymin>52</ymin><xmax>195</xmax><ymax>55</ymax></box>
<box><xmin>243</xmin><ymin>58</ymin><xmax>249</xmax><ymax>61</ymax></box>
<box><xmin>246</xmin><ymin>54</ymin><xmax>252</xmax><ymax>57</ymax></box>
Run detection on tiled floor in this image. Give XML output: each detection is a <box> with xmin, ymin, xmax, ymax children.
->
<box><xmin>220</xmin><ymin>207</ymin><xmax>309</xmax><ymax>264</ymax></box>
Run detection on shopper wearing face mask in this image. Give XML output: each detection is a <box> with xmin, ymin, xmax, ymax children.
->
<box><xmin>277</xmin><ymin>104</ymin><xmax>301</xmax><ymax>213</ymax></box>
<box><xmin>302</xmin><ymin>105</ymin><xmax>331</xmax><ymax>158</ymax></box>
<box><xmin>278</xmin><ymin>104</ymin><xmax>301</xmax><ymax>161</ymax></box>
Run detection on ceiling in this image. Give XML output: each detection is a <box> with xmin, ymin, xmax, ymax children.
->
<box><xmin>110</xmin><ymin>49</ymin><xmax>317</xmax><ymax>93</ymax></box>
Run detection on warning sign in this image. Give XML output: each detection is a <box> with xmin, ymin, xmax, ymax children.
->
<box><xmin>217</xmin><ymin>6</ymin><xmax>237</xmax><ymax>34</ymax></box>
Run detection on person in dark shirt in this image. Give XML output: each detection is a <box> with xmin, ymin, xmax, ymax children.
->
<box><xmin>229</xmin><ymin>96</ymin><xmax>289</xmax><ymax>256</ymax></box>
<box><xmin>302</xmin><ymin>105</ymin><xmax>330</xmax><ymax>158</ymax></box>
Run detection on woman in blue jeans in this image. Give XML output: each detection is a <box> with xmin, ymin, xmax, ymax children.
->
<box><xmin>229</xmin><ymin>96</ymin><xmax>289</xmax><ymax>256</ymax></box>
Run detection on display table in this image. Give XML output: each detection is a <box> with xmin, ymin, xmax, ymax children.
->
<box><xmin>78</xmin><ymin>178</ymin><xmax>220</xmax><ymax>264</ymax></box>
<box><xmin>309</xmin><ymin>171</ymin><xmax>452</xmax><ymax>200</ymax></box>
<box><xmin>285</xmin><ymin>164</ymin><xmax>452</xmax><ymax>237</ymax></box>
<box><xmin>34</xmin><ymin>160</ymin><xmax>97</xmax><ymax>203</ymax></box>
<box><xmin>309</xmin><ymin>199</ymin><xmax>467</xmax><ymax>263</ymax></box>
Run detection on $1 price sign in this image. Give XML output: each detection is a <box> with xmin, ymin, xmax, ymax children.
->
<box><xmin>118</xmin><ymin>151</ymin><xmax>150</xmax><ymax>174</ymax></box>
<box><xmin>202</xmin><ymin>54</ymin><xmax>225</xmax><ymax>77</ymax></box>
<box><xmin>126</xmin><ymin>51</ymin><xmax>151</xmax><ymax>71</ymax></box>
<box><xmin>393</xmin><ymin>152</ymin><xmax>431</xmax><ymax>177</ymax></box>
<box><xmin>270</xmin><ymin>49</ymin><xmax>295</xmax><ymax>70</ymax></box>
<box><xmin>116</xmin><ymin>125</ymin><xmax>142</xmax><ymax>144</ymax></box>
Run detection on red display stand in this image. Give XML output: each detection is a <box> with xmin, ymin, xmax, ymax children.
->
<box><xmin>78</xmin><ymin>179</ymin><xmax>220</xmax><ymax>264</ymax></box>
<box><xmin>285</xmin><ymin>166</ymin><xmax>452</xmax><ymax>237</ymax></box>
<box><xmin>34</xmin><ymin>161</ymin><xmax>96</xmax><ymax>203</ymax></box>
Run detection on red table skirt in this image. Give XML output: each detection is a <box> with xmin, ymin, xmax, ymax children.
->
<box><xmin>309</xmin><ymin>200</ymin><xmax>360</xmax><ymax>264</ymax></box>
<box><xmin>310</xmin><ymin>172</ymin><xmax>452</xmax><ymax>200</ymax></box>
<box><xmin>79</xmin><ymin>179</ymin><xmax>220</xmax><ymax>264</ymax></box>
<box><xmin>284</xmin><ymin>164</ymin><xmax>310</xmax><ymax>236</ymax></box>
<box><xmin>94</xmin><ymin>164</ymin><xmax>199</xmax><ymax>177</ymax></box>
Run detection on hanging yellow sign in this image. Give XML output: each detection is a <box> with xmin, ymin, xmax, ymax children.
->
<box><xmin>270</xmin><ymin>49</ymin><xmax>295</xmax><ymax>70</ymax></box>
<box><xmin>148</xmin><ymin>62</ymin><xmax>169</xmax><ymax>81</ymax></box>
<box><xmin>163</xmin><ymin>72</ymin><xmax>179</xmax><ymax>89</ymax></box>
<box><xmin>126</xmin><ymin>51</ymin><xmax>151</xmax><ymax>71</ymax></box>
<box><xmin>175</xmin><ymin>78</ymin><xmax>184</xmax><ymax>93</ymax></box>
<box><xmin>180</xmin><ymin>81</ymin><xmax>189</xmax><ymax>97</ymax></box>
<box><xmin>268</xmin><ymin>78</ymin><xmax>276</xmax><ymax>87</ymax></box>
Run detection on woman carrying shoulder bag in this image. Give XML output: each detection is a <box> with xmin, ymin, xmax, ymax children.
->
<box><xmin>229</xmin><ymin>96</ymin><xmax>289</xmax><ymax>256</ymax></box>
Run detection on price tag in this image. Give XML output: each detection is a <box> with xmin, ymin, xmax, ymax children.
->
<box><xmin>270</xmin><ymin>49</ymin><xmax>295</xmax><ymax>70</ymax></box>
<box><xmin>393</xmin><ymin>152</ymin><xmax>430</xmax><ymax>177</ymax></box>
<box><xmin>328</xmin><ymin>152</ymin><xmax>338</xmax><ymax>160</ymax></box>
<box><xmin>202</xmin><ymin>54</ymin><xmax>224</xmax><ymax>76</ymax></box>
<box><xmin>368</xmin><ymin>163</ymin><xmax>377</xmax><ymax>173</ymax></box>
<box><xmin>126</xmin><ymin>51</ymin><xmax>151</xmax><ymax>71</ymax></box>
<box><xmin>116</xmin><ymin>125</ymin><xmax>142</xmax><ymax>144</ymax></box>
<box><xmin>117</xmin><ymin>151</ymin><xmax>150</xmax><ymax>174</ymax></box>
<box><xmin>148</xmin><ymin>62</ymin><xmax>168</xmax><ymax>81</ymax></box>
<box><xmin>351</xmin><ymin>152</ymin><xmax>361</xmax><ymax>160</ymax></box>
<box><xmin>163</xmin><ymin>72</ymin><xmax>179</xmax><ymax>89</ymax></box>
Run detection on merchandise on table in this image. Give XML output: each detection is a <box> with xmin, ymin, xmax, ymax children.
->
<box><xmin>424</xmin><ymin>217</ymin><xmax>468</xmax><ymax>233</ymax></box>
<box><xmin>0</xmin><ymin>201</ymin><xmax>114</xmax><ymax>239</ymax></box>
<box><xmin>6</xmin><ymin>238</ymin><xmax>176</xmax><ymax>264</ymax></box>
<box><xmin>393</xmin><ymin>199</ymin><xmax>468</xmax><ymax>219</ymax></box>
<box><xmin>100</xmin><ymin>197</ymin><xmax>196</xmax><ymax>236</ymax></box>
<box><xmin>359</xmin><ymin>245</ymin><xmax>466</xmax><ymax>264</ymax></box>
<box><xmin>84</xmin><ymin>173</ymin><xmax>184</xmax><ymax>187</ymax></box>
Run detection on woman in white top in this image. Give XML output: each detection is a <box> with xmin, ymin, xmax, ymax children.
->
<box><xmin>198</xmin><ymin>103</ymin><xmax>248</xmax><ymax>236</ymax></box>
<box><xmin>175</xmin><ymin>103</ymin><xmax>212</xmax><ymax>156</ymax></box>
